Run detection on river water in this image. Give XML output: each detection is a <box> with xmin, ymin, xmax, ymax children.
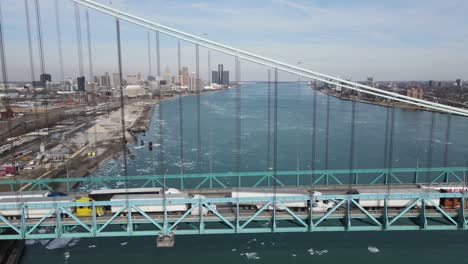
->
<box><xmin>20</xmin><ymin>83</ymin><xmax>468</xmax><ymax>263</ymax></box>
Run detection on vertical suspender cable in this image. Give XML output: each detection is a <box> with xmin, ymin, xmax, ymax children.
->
<box><xmin>85</xmin><ymin>9</ymin><xmax>93</xmax><ymax>82</ymax></box>
<box><xmin>196</xmin><ymin>44</ymin><xmax>201</xmax><ymax>173</ymax></box>
<box><xmin>147</xmin><ymin>31</ymin><xmax>152</xmax><ymax>78</ymax></box>
<box><xmin>54</xmin><ymin>0</ymin><xmax>64</xmax><ymax>82</ymax></box>
<box><xmin>324</xmin><ymin>87</ymin><xmax>330</xmax><ymax>170</ymax></box>
<box><xmin>158</xmin><ymin>88</ymin><xmax>165</xmax><ymax>186</ymax></box>
<box><xmin>383</xmin><ymin>107</ymin><xmax>390</xmax><ymax>169</ymax></box>
<box><xmin>426</xmin><ymin>112</ymin><xmax>436</xmax><ymax>184</ymax></box>
<box><xmin>310</xmin><ymin>83</ymin><xmax>317</xmax><ymax>192</ymax></box>
<box><xmin>267</xmin><ymin>70</ymin><xmax>271</xmax><ymax>185</ymax></box>
<box><xmin>177</xmin><ymin>41</ymin><xmax>184</xmax><ymax>175</ymax></box>
<box><xmin>24</xmin><ymin>0</ymin><xmax>35</xmax><ymax>82</ymax></box>
<box><xmin>207</xmin><ymin>50</ymin><xmax>211</xmax><ymax>85</ymax></box>
<box><xmin>115</xmin><ymin>18</ymin><xmax>128</xmax><ymax>177</ymax></box>
<box><xmin>34</xmin><ymin>0</ymin><xmax>49</xmax><ymax>161</ymax></box>
<box><xmin>443</xmin><ymin>114</ymin><xmax>452</xmax><ymax>168</ymax></box>
<box><xmin>74</xmin><ymin>3</ymin><xmax>84</xmax><ymax>77</ymax></box>
<box><xmin>386</xmin><ymin>104</ymin><xmax>395</xmax><ymax>195</ymax></box>
<box><xmin>155</xmin><ymin>31</ymin><xmax>160</xmax><ymax>77</ymax></box>
<box><xmin>34</xmin><ymin>0</ymin><xmax>44</xmax><ymax>75</ymax></box>
<box><xmin>348</xmin><ymin>100</ymin><xmax>356</xmax><ymax>190</ymax></box>
<box><xmin>273</xmin><ymin>68</ymin><xmax>278</xmax><ymax>224</ymax></box>
<box><xmin>235</xmin><ymin>56</ymin><xmax>241</xmax><ymax>188</ymax></box>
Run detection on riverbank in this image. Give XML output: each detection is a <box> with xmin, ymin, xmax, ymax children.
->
<box><xmin>317</xmin><ymin>88</ymin><xmax>446</xmax><ymax>113</ymax></box>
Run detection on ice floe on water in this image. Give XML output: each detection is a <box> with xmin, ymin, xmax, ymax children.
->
<box><xmin>39</xmin><ymin>240</ymin><xmax>50</xmax><ymax>246</ymax></box>
<box><xmin>88</xmin><ymin>245</ymin><xmax>96</xmax><ymax>248</ymax></box>
<box><xmin>46</xmin><ymin>238</ymin><xmax>74</xmax><ymax>250</ymax></box>
<box><xmin>120</xmin><ymin>242</ymin><xmax>128</xmax><ymax>246</ymax></box>
<box><xmin>368</xmin><ymin>246</ymin><xmax>380</xmax><ymax>253</ymax></box>
<box><xmin>307</xmin><ymin>248</ymin><xmax>328</xmax><ymax>256</ymax></box>
<box><xmin>25</xmin><ymin>240</ymin><xmax>36</xmax><ymax>245</ymax></box>
<box><xmin>246</xmin><ymin>238</ymin><xmax>257</xmax><ymax>245</ymax></box>
<box><xmin>232</xmin><ymin>248</ymin><xmax>237</xmax><ymax>252</ymax></box>
<box><xmin>244</xmin><ymin>252</ymin><xmax>260</xmax><ymax>260</ymax></box>
<box><xmin>292</xmin><ymin>254</ymin><xmax>297</xmax><ymax>257</ymax></box>
<box><xmin>67</xmin><ymin>238</ymin><xmax>80</xmax><ymax>247</ymax></box>
<box><xmin>64</xmin><ymin>251</ymin><xmax>70</xmax><ymax>263</ymax></box>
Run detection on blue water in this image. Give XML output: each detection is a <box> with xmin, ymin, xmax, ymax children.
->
<box><xmin>20</xmin><ymin>83</ymin><xmax>468</xmax><ymax>263</ymax></box>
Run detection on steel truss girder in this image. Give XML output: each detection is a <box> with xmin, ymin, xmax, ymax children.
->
<box><xmin>0</xmin><ymin>192</ymin><xmax>466</xmax><ymax>240</ymax></box>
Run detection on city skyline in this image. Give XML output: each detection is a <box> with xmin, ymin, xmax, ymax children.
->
<box><xmin>0</xmin><ymin>0</ymin><xmax>467</xmax><ymax>82</ymax></box>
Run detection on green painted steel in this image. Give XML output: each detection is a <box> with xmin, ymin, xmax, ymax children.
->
<box><xmin>2</xmin><ymin>167</ymin><xmax>467</xmax><ymax>192</ymax></box>
<box><xmin>0</xmin><ymin>192</ymin><xmax>466</xmax><ymax>240</ymax></box>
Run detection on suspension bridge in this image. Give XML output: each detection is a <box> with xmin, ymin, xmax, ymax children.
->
<box><xmin>0</xmin><ymin>0</ymin><xmax>466</xmax><ymax>246</ymax></box>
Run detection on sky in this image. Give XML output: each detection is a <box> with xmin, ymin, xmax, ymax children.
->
<box><xmin>1</xmin><ymin>0</ymin><xmax>467</xmax><ymax>82</ymax></box>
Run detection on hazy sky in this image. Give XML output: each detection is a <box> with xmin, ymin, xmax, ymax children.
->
<box><xmin>1</xmin><ymin>0</ymin><xmax>467</xmax><ymax>81</ymax></box>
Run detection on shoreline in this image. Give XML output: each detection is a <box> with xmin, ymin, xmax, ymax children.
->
<box><xmin>316</xmin><ymin>88</ymin><xmax>455</xmax><ymax>115</ymax></box>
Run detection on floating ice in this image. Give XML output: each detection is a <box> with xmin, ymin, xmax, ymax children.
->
<box><xmin>307</xmin><ymin>248</ymin><xmax>328</xmax><ymax>256</ymax></box>
<box><xmin>244</xmin><ymin>252</ymin><xmax>260</xmax><ymax>260</ymax></box>
<box><xmin>120</xmin><ymin>242</ymin><xmax>128</xmax><ymax>246</ymax></box>
<box><xmin>292</xmin><ymin>254</ymin><xmax>297</xmax><ymax>257</ymax></box>
<box><xmin>88</xmin><ymin>245</ymin><xmax>96</xmax><ymax>248</ymax></box>
<box><xmin>25</xmin><ymin>240</ymin><xmax>36</xmax><ymax>245</ymax></box>
<box><xmin>46</xmin><ymin>238</ymin><xmax>73</xmax><ymax>250</ymax></box>
<box><xmin>368</xmin><ymin>246</ymin><xmax>380</xmax><ymax>253</ymax></box>
<box><xmin>260</xmin><ymin>242</ymin><xmax>265</xmax><ymax>245</ymax></box>
<box><xmin>39</xmin><ymin>240</ymin><xmax>50</xmax><ymax>246</ymax></box>
<box><xmin>64</xmin><ymin>252</ymin><xmax>70</xmax><ymax>259</ymax></box>
<box><xmin>232</xmin><ymin>248</ymin><xmax>237</xmax><ymax>252</ymax></box>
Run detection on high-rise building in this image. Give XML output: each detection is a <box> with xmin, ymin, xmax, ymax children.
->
<box><xmin>456</xmin><ymin>79</ymin><xmax>462</xmax><ymax>87</ymax></box>
<box><xmin>112</xmin><ymin>73</ymin><xmax>121</xmax><ymax>88</ymax></box>
<box><xmin>77</xmin><ymin>76</ymin><xmax>86</xmax><ymax>92</ymax></box>
<box><xmin>40</xmin><ymin>73</ymin><xmax>52</xmax><ymax>83</ymax></box>
<box><xmin>181</xmin><ymin>67</ymin><xmax>189</xmax><ymax>87</ymax></box>
<box><xmin>163</xmin><ymin>65</ymin><xmax>172</xmax><ymax>85</ymax></box>
<box><xmin>428</xmin><ymin>80</ymin><xmax>433</xmax><ymax>87</ymax></box>
<box><xmin>127</xmin><ymin>74</ymin><xmax>138</xmax><ymax>85</ymax></box>
<box><xmin>99</xmin><ymin>72</ymin><xmax>111</xmax><ymax>87</ymax></box>
<box><xmin>211</xmin><ymin>64</ymin><xmax>229</xmax><ymax>85</ymax></box>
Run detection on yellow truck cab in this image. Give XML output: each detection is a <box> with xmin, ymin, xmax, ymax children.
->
<box><xmin>75</xmin><ymin>196</ymin><xmax>105</xmax><ymax>217</ymax></box>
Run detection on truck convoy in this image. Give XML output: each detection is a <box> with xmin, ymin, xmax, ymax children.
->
<box><xmin>0</xmin><ymin>185</ymin><xmax>465</xmax><ymax>220</ymax></box>
<box><xmin>0</xmin><ymin>188</ymin><xmax>213</xmax><ymax>219</ymax></box>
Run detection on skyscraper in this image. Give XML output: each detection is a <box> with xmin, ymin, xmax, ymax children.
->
<box><xmin>163</xmin><ymin>65</ymin><xmax>172</xmax><ymax>85</ymax></box>
<box><xmin>40</xmin><ymin>73</ymin><xmax>52</xmax><ymax>83</ymax></box>
<box><xmin>77</xmin><ymin>76</ymin><xmax>86</xmax><ymax>92</ymax></box>
<box><xmin>211</xmin><ymin>64</ymin><xmax>229</xmax><ymax>85</ymax></box>
<box><xmin>181</xmin><ymin>67</ymin><xmax>189</xmax><ymax>87</ymax></box>
<box><xmin>112</xmin><ymin>73</ymin><xmax>121</xmax><ymax>88</ymax></box>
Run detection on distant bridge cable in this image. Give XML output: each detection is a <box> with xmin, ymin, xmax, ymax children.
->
<box><xmin>34</xmin><ymin>0</ymin><xmax>45</xmax><ymax>75</ymax></box>
<box><xmin>55</xmin><ymin>0</ymin><xmax>65</xmax><ymax>82</ymax></box>
<box><xmin>24</xmin><ymin>0</ymin><xmax>35</xmax><ymax>81</ymax></box>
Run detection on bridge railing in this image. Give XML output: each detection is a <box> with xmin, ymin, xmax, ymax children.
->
<box><xmin>0</xmin><ymin>192</ymin><xmax>467</xmax><ymax>240</ymax></box>
<box><xmin>2</xmin><ymin>167</ymin><xmax>467</xmax><ymax>192</ymax></box>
